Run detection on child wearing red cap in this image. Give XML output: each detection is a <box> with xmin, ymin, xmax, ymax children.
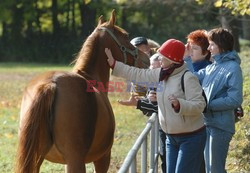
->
<box><xmin>105</xmin><ymin>38</ymin><xmax>206</xmax><ymax>173</ymax></box>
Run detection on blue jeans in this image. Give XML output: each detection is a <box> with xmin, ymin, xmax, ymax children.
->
<box><xmin>166</xmin><ymin>128</ymin><xmax>206</xmax><ymax>173</ymax></box>
<box><xmin>205</xmin><ymin>126</ymin><xmax>233</xmax><ymax>173</ymax></box>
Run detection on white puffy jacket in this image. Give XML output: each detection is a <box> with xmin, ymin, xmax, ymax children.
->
<box><xmin>113</xmin><ymin>61</ymin><xmax>206</xmax><ymax>134</ymax></box>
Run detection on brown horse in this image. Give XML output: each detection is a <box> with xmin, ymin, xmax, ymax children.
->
<box><xmin>16</xmin><ymin>10</ymin><xmax>149</xmax><ymax>173</ymax></box>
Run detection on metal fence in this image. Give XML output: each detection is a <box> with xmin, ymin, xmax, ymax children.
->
<box><xmin>118</xmin><ymin>113</ymin><xmax>160</xmax><ymax>173</ymax></box>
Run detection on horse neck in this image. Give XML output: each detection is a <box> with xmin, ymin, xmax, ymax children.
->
<box><xmin>73</xmin><ymin>30</ymin><xmax>111</xmax><ymax>85</ymax></box>
<box><xmin>73</xmin><ymin>50</ymin><xmax>110</xmax><ymax>86</ymax></box>
<box><xmin>92</xmin><ymin>53</ymin><xmax>110</xmax><ymax>84</ymax></box>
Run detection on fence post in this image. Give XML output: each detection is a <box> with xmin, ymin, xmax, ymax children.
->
<box><xmin>150</xmin><ymin>120</ymin><xmax>156</xmax><ymax>171</ymax></box>
<box><xmin>154</xmin><ymin>115</ymin><xmax>159</xmax><ymax>173</ymax></box>
<box><xmin>141</xmin><ymin>139</ymin><xmax>147</xmax><ymax>173</ymax></box>
<box><xmin>130</xmin><ymin>158</ymin><xmax>136</xmax><ymax>172</ymax></box>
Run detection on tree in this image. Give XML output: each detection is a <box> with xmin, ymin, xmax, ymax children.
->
<box><xmin>242</xmin><ymin>15</ymin><xmax>250</xmax><ymax>40</ymax></box>
<box><xmin>196</xmin><ymin>0</ymin><xmax>250</xmax><ymax>15</ymax></box>
<box><xmin>195</xmin><ymin>0</ymin><xmax>250</xmax><ymax>50</ymax></box>
<box><xmin>78</xmin><ymin>0</ymin><xmax>96</xmax><ymax>37</ymax></box>
<box><xmin>51</xmin><ymin>0</ymin><xmax>60</xmax><ymax>36</ymax></box>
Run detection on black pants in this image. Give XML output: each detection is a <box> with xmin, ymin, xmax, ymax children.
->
<box><xmin>200</xmin><ymin>156</ymin><xmax>206</xmax><ymax>173</ymax></box>
<box><xmin>159</xmin><ymin>128</ymin><xmax>166</xmax><ymax>173</ymax></box>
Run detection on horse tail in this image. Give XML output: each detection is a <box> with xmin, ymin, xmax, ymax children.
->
<box><xmin>16</xmin><ymin>81</ymin><xmax>56</xmax><ymax>173</ymax></box>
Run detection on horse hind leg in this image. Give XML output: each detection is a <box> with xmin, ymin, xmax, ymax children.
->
<box><xmin>93</xmin><ymin>151</ymin><xmax>111</xmax><ymax>173</ymax></box>
<box><xmin>35</xmin><ymin>156</ymin><xmax>46</xmax><ymax>173</ymax></box>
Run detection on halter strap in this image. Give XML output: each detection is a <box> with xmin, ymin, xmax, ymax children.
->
<box><xmin>98</xmin><ymin>26</ymin><xmax>139</xmax><ymax>65</ymax></box>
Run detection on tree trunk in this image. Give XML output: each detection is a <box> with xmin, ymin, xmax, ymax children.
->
<box><xmin>66</xmin><ymin>0</ymin><xmax>70</xmax><ymax>30</ymax></box>
<box><xmin>1</xmin><ymin>22</ymin><xmax>8</xmax><ymax>42</ymax></box>
<box><xmin>121</xmin><ymin>6</ymin><xmax>127</xmax><ymax>29</ymax></box>
<box><xmin>32</xmin><ymin>0</ymin><xmax>42</xmax><ymax>36</ymax></box>
<box><xmin>78</xmin><ymin>1</ymin><xmax>96</xmax><ymax>37</ymax></box>
<box><xmin>51</xmin><ymin>0</ymin><xmax>60</xmax><ymax>36</ymax></box>
<box><xmin>10</xmin><ymin>0</ymin><xmax>24</xmax><ymax>41</ymax></box>
<box><xmin>242</xmin><ymin>15</ymin><xmax>250</xmax><ymax>40</ymax></box>
<box><xmin>26</xmin><ymin>20</ymin><xmax>33</xmax><ymax>38</ymax></box>
<box><xmin>219</xmin><ymin>9</ymin><xmax>240</xmax><ymax>52</ymax></box>
<box><xmin>72</xmin><ymin>0</ymin><xmax>76</xmax><ymax>36</ymax></box>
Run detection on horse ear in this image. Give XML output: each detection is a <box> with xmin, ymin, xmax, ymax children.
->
<box><xmin>97</xmin><ymin>15</ymin><xmax>104</xmax><ymax>26</ymax></box>
<box><xmin>108</xmin><ymin>9</ymin><xmax>116</xmax><ymax>27</ymax></box>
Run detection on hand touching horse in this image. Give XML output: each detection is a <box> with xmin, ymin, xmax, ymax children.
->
<box><xmin>16</xmin><ymin>10</ymin><xmax>149</xmax><ymax>173</ymax></box>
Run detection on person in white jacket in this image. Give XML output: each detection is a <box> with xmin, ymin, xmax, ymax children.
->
<box><xmin>105</xmin><ymin>39</ymin><xmax>207</xmax><ymax>173</ymax></box>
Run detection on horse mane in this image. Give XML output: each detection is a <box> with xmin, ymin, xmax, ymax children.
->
<box><xmin>72</xmin><ymin>23</ymin><xmax>128</xmax><ymax>74</ymax></box>
<box><xmin>72</xmin><ymin>30</ymin><xmax>99</xmax><ymax>74</ymax></box>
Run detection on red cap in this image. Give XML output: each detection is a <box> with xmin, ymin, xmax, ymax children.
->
<box><xmin>158</xmin><ymin>39</ymin><xmax>185</xmax><ymax>64</ymax></box>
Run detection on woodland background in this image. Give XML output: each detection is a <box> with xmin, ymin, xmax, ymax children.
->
<box><xmin>0</xmin><ymin>0</ymin><xmax>250</xmax><ymax>63</ymax></box>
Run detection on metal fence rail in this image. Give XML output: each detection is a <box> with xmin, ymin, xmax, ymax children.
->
<box><xmin>118</xmin><ymin>113</ymin><xmax>160</xmax><ymax>173</ymax></box>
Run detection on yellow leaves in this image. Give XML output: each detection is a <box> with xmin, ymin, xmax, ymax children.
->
<box><xmin>197</xmin><ymin>0</ymin><xmax>250</xmax><ymax>15</ymax></box>
<box><xmin>37</xmin><ymin>0</ymin><xmax>51</xmax><ymax>9</ymax></box>
<box><xmin>115</xmin><ymin>0</ymin><xmax>127</xmax><ymax>5</ymax></box>
<box><xmin>195</xmin><ymin>0</ymin><xmax>205</xmax><ymax>5</ymax></box>
<box><xmin>213</xmin><ymin>0</ymin><xmax>250</xmax><ymax>15</ymax></box>
<box><xmin>1</xmin><ymin>101</ymin><xmax>10</xmax><ymax>107</ymax></box>
<box><xmin>84</xmin><ymin>0</ymin><xmax>91</xmax><ymax>4</ymax></box>
<box><xmin>214</xmin><ymin>0</ymin><xmax>223</xmax><ymax>7</ymax></box>
<box><xmin>4</xmin><ymin>133</ymin><xmax>13</xmax><ymax>139</ymax></box>
<box><xmin>11</xmin><ymin>115</ymin><xmax>17</xmax><ymax>121</ymax></box>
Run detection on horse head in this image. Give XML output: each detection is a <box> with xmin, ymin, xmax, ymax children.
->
<box><xmin>73</xmin><ymin>10</ymin><xmax>150</xmax><ymax>83</ymax></box>
<box><xmin>97</xmin><ymin>10</ymin><xmax>150</xmax><ymax>69</ymax></box>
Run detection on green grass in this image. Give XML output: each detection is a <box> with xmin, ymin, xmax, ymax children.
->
<box><xmin>1</xmin><ymin>44</ymin><xmax>250</xmax><ymax>172</ymax></box>
<box><xmin>226</xmin><ymin>44</ymin><xmax>250</xmax><ymax>172</ymax></box>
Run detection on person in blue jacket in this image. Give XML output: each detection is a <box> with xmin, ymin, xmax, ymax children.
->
<box><xmin>184</xmin><ymin>29</ymin><xmax>212</xmax><ymax>173</ymax></box>
<box><xmin>194</xmin><ymin>28</ymin><xmax>243</xmax><ymax>173</ymax></box>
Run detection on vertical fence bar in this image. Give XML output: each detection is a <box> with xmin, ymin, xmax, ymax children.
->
<box><xmin>154</xmin><ymin>116</ymin><xmax>159</xmax><ymax>173</ymax></box>
<box><xmin>141</xmin><ymin>138</ymin><xmax>147</xmax><ymax>173</ymax></box>
<box><xmin>130</xmin><ymin>158</ymin><xmax>136</xmax><ymax>173</ymax></box>
<box><xmin>150</xmin><ymin>118</ymin><xmax>156</xmax><ymax>171</ymax></box>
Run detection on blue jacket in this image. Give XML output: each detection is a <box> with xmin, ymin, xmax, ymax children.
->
<box><xmin>195</xmin><ymin>51</ymin><xmax>243</xmax><ymax>133</ymax></box>
<box><xmin>184</xmin><ymin>56</ymin><xmax>212</xmax><ymax>72</ymax></box>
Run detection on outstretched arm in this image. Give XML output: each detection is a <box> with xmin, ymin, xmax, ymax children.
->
<box><xmin>104</xmin><ymin>48</ymin><xmax>160</xmax><ymax>83</ymax></box>
<box><xmin>118</xmin><ymin>94</ymin><xmax>139</xmax><ymax>106</ymax></box>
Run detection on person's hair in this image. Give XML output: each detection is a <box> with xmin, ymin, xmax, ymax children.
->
<box><xmin>187</xmin><ymin>29</ymin><xmax>211</xmax><ymax>60</ymax></box>
<box><xmin>207</xmin><ymin>28</ymin><xmax>234</xmax><ymax>53</ymax></box>
<box><xmin>147</xmin><ymin>39</ymin><xmax>160</xmax><ymax>49</ymax></box>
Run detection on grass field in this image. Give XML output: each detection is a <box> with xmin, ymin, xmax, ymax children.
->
<box><xmin>0</xmin><ymin>45</ymin><xmax>249</xmax><ymax>172</ymax></box>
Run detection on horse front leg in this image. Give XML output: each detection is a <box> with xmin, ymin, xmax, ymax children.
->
<box><xmin>93</xmin><ymin>151</ymin><xmax>111</xmax><ymax>173</ymax></box>
<box><xmin>65</xmin><ymin>161</ymin><xmax>86</xmax><ymax>173</ymax></box>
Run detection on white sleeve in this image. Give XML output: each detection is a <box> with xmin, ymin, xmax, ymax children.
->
<box><xmin>112</xmin><ymin>61</ymin><xmax>161</xmax><ymax>83</ymax></box>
